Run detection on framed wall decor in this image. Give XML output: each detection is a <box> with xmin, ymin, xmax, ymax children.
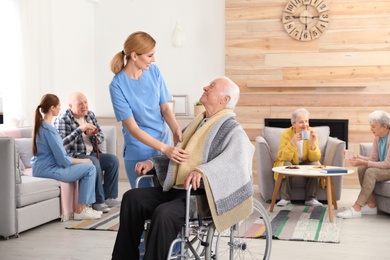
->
<box><xmin>172</xmin><ymin>95</ymin><xmax>188</xmax><ymax>116</ymax></box>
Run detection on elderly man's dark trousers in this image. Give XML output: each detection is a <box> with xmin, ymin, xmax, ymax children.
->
<box><xmin>111</xmin><ymin>186</ymin><xmax>186</xmax><ymax>260</ymax></box>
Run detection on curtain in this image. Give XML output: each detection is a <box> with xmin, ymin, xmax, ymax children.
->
<box><xmin>0</xmin><ymin>0</ymin><xmax>52</xmax><ymax>127</ymax></box>
<box><xmin>0</xmin><ymin>0</ymin><xmax>24</xmax><ymax>126</ymax></box>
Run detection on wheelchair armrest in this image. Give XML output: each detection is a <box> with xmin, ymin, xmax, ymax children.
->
<box><xmin>135</xmin><ymin>174</ymin><xmax>155</xmax><ymax>189</ymax></box>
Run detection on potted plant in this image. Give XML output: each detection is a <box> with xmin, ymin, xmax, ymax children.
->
<box><xmin>194</xmin><ymin>101</ymin><xmax>205</xmax><ymax>117</ymax></box>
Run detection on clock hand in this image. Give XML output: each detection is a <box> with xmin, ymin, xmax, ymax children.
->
<box><xmin>305</xmin><ymin>16</ymin><xmax>307</xmax><ymax>29</ymax></box>
<box><xmin>293</xmin><ymin>16</ymin><xmax>320</xmax><ymax>19</ymax></box>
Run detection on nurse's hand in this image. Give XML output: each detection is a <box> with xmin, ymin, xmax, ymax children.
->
<box><xmin>172</xmin><ymin>128</ymin><xmax>182</xmax><ymax>146</ymax></box>
<box><xmin>163</xmin><ymin>146</ymin><xmax>189</xmax><ymax>164</ymax></box>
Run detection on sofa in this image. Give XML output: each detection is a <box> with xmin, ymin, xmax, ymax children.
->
<box><xmin>255</xmin><ymin>126</ymin><xmax>346</xmax><ymax>202</ymax></box>
<box><xmin>359</xmin><ymin>143</ymin><xmax>390</xmax><ymax>214</ymax></box>
<box><xmin>0</xmin><ymin>125</ymin><xmax>117</xmax><ymax>239</ymax></box>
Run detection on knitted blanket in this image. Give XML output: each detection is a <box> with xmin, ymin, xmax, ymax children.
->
<box><xmin>153</xmin><ymin>109</ymin><xmax>254</xmax><ymax>232</ymax></box>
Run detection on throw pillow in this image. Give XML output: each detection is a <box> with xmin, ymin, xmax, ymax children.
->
<box><xmin>312</xmin><ymin>126</ymin><xmax>330</xmax><ymax>162</ymax></box>
<box><xmin>15</xmin><ymin>138</ymin><xmax>33</xmax><ymax>168</ymax></box>
<box><xmin>98</xmin><ymin>138</ymin><xmax>107</xmax><ymax>153</ymax></box>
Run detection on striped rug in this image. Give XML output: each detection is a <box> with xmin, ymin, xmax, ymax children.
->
<box><xmin>265</xmin><ymin>204</ymin><xmax>343</xmax><ymax>243</ymax></box>
<box><xmin>66</xmin><ymin>204</ymin><xmax>343</xmax><ymax>244</ymax></box>
<box><xmin>66</xmin><ymin>207</ymin><xmax>120</xmax><ymax>231</ymax></box>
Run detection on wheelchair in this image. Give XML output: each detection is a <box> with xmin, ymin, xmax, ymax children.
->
<box><xmin>135</xmin><ymin>175</ymin><xmax>272</xmax><ymax>260</ymax></box>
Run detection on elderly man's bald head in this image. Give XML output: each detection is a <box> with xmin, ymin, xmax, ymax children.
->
<box><xmin>68</xmin><ymin>92</ymin><xmax>89</xmax><ymax>119</ymax></box>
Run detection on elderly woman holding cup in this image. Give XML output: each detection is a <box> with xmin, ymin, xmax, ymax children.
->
<box><xmin>273</xmin><ymin>108</ymin><xmax>323</xmax><ymax>207</ymax></box>
<box><xmin>337</xmin><ymin>110</ymin><xmax>390</xmax><ymax>219</ymax></box>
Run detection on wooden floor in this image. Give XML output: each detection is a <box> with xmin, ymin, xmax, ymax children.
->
<box><xmin>1</xmin><ymin>181</ymin><xmax>390</xmax><ymax>260</ymax></box>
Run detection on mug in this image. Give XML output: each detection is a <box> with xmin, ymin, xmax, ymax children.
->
<box><xmin>344</xmin><ymin>150</ymin><xmax>355</xmax><ymax>159</ymax></box>
<box><xmin>301</xmin><ymin>130</ymin><xmax>310</xmax><ymax>140</ymax></box>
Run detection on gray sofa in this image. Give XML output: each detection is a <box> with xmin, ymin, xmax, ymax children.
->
<box><xmin>359</xmin><ymin>143</ymin><xmax>390</xmax><ymax>214</ymax></box>
<box><xmin>255</xmin><ymin>126</ymin><xmax>346</xmax><ymax>202</ymax></box>
<box><xmin>0</xmin><ymin>125</ymin><xmax>117</xmax><ymax>239</ymax></box>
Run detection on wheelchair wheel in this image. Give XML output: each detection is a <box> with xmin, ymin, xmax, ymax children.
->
<box><xmin>167</xmin><ymin>219</ymin><xmax>214</xmax><ymax>260</ymax></box>
<box><xmin>207</xmin><ymin>198</ymin><xmax>272</xmax><ymax>260</ymax></box>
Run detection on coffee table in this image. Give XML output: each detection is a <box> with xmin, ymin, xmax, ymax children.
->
<box><xmin>270</xmin><ymin>165</ymin><xmax>355</xmax><ymax>222</ymax></box>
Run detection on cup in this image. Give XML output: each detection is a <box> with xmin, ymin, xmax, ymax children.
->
<box><xmin>344</xmin><ymin>150</ymin><xmax>355</xmax><ymax>159</ymax></box>
<box><xmin>301</xmin><ymin>130</ymin><xmax>310</xmax><ymax>140</ymax></box>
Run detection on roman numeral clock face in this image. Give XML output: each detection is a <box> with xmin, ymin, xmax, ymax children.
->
<box><xmin>282</xmin><ymin>0</ymin><xmax>329</xmax><ymax>41</ymax></box>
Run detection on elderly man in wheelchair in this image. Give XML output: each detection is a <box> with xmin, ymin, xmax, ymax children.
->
<box><xmin>111</xmin><ymin>77</ymin><xmax>271</xmax><ymax>260</ymax></box>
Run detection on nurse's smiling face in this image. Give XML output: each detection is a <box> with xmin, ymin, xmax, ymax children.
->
<box><xmin>134</xmin><ymin>48</ymin><xmax>156</xmax><ymax>71</ymax></box>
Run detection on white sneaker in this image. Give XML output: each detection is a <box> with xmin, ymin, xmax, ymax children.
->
<box><xmin>305</xmin><ymin>199</ymin><xmax>323</xmax><ymax>207</ymax></box>
<box><xmin>93</xmin><ymin>203</ymin><xmax>111</xmax><ymax>213</ymax></box>
<box><xmin>277</xmin><ymin>199</ymin><xmax>291</xmax><ymax>207</ymax></box>
<box><xmin>336</xmin><ymin>207</ymin><xmax>362</xmax><ymax>219</ymax></box>
<box><xmin>361</xmin><ymin>205</ymin><xmax>378</xmax><ymax>215</ymax></box>
<box><xmin>105</xmin><ymin>198</ymin><xmax>121</xmax><ymax>207</ymax></box>
<box><xmin>93</xmin><ymin>209</ymin><xmax>103</xmax><ymax>216</ymax></box>
<box><xmin>74</xmin><ymin>207</ymin><xmax>102</xmax><ymax>220</ymax></box>
<box><xmin>92</xmin><ymin>208</ymin><xmax>103</xmax><ymax>216</ymax></box>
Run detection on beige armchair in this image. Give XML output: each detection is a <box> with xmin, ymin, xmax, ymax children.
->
<box><xmin>255</xmin><ymin>126</ymin><xmax>346</xmax><ymax>202</ymax></box>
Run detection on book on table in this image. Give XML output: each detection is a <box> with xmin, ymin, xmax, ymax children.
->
<box><xmin>320</xmin><ymin>168</ymin><xmax>348</xmax><ymax>174</ymax></box>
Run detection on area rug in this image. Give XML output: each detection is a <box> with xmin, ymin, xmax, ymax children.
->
<box><xmin>66</xmin><ymin>204</ymin><xmax>343</xmax><ymax>244</ymax></box>
<box><xmin>265</xmin><ymin>204</ymin><xmax>343</xmax><ymax>243</ymax></box>
<box><xmin>66</xmin><ymin>207</ymin><xmax>120</xmax><ymax>231</ymax></box>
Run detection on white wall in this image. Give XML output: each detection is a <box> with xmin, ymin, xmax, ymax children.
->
<box><xmin>18</xmin><ymin>0</ymin><xmax>225</xmax><ymax>125</ymax></box>
<box><xmin>94</xmin><ymin>0</ymin><xmax>225</xmax><ymax>117</ymax></box>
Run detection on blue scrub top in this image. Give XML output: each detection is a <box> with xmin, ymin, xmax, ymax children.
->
<box><xmin>109</xmin><ymin>64</ymin><xmax>172</xmax><ymax>161</ymax></box>
<box><xmin>31</xmin><ymin>122</ymin><xmax>73</xmax><ymax>175</ymax></box>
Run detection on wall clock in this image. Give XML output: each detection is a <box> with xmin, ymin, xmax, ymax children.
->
<box><xmin>282</xmin><ymin>0</ymin><xmax>329</xmax><ymax>41</ymax></box>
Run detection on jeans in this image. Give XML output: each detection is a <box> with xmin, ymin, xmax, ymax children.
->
<box><xmin>77</xmin><ymin>153</ymin><xmax>119</xmax><ymax>203</ymax></box>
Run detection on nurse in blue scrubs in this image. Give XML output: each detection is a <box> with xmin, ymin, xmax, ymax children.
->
<box><xmin>109</xmin><ymin>31</ymin><xmax>189</xmax><ymax>188</ymax></box>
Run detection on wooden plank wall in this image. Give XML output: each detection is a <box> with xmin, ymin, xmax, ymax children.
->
<box><xmin>226</xmin><ymin>0</ymin><xmax>390</xmax><ymax>187</ymax></box>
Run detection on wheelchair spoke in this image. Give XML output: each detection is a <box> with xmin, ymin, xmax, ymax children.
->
<box><xmin>210</xmin><ymin>200</ymin><xmax>272</xmax><ymax>260</ymax></box>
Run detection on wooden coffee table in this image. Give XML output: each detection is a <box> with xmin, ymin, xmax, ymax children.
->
<box><xmin>270</xmin><ymin>165</ymin><xmax>355</xmax><ymax>222</ymax></box>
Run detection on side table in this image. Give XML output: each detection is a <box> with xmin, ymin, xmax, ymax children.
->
<box><xmin>270</xmin><ymin>165</ymin><xmax>355</xmax><ymax>222</ymax></box>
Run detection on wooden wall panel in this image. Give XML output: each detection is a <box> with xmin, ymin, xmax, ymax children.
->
<box><xmin>226</xmin><ymin>0</ymin><xmax>390</xmax><ymax>187</ymax></box>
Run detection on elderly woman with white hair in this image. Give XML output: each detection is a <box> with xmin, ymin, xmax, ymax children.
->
<box><xmin>337</xmin><ymin>110</ymin><xmax>390</xmax><ymax>219</ymax></box>
<box><xmin>273</xmin><ymin>107</ymin><xmax>323</xmax><ymax>207</ymax></box>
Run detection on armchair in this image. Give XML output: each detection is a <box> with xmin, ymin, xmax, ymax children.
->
<box><xmin>255</xmin><ymin>126</ymin><xmax>346</xmax><ymax>202</ymax></box>
<box><xmin>359</xmin><ymin>143</ymin><xmax>390</xmax><ymax>214</ymax></box>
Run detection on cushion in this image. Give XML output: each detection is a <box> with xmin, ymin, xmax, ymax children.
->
<box><xmin>262</xmin><ymin>126</ymin><xmax>330</xmax><ymax>161</ymax></box>
<box><xmin>98</xmin><ymin>138</ymin><xmax>107</xmax><ymax>153</ymax></box>
<box><xmin>359</xmin><ymin>143</ymin><xmax>372</xmax><ymax>157</ymax></box>
<box><xmin>17</xmin><ymin>176</ymin><xmax>60</xmax><ymax>207</ymax></box>
<box><xmin>0</xmin><ymin>128</ymin><xmax>22</xmax><ymax>138</ymax></box>
<box><xmin>314</xmin><ymin>126</ymin><xmax>330</xmax><ymax>158</ymax></box>
<box><xmin>15</xmin><ymin>138</ymin><xmax>33</xmax><ymax>168</ymax></box>
<box><xmin>375</xmin><ymin>181</ymin><xmax>390</xmax><ymax>197</ymax></box>
<box><xmin>99</xmin><ymin>126</ymin><xmax>117</xmax><ymax>154</ymax></box>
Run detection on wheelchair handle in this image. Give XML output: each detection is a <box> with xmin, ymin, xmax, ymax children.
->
<box><xmin>134</xmin><ymin>174</ymin><xmax>154</xmax><ymax>189</ymax></box>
